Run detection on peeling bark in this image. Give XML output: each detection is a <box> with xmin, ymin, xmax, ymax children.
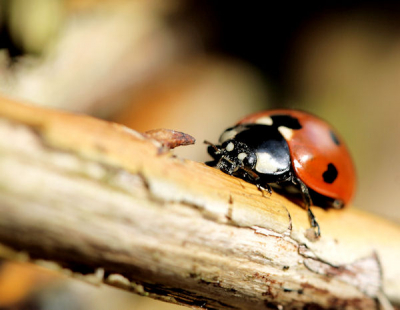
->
<box><xmin>0</xmin><ymin>97</ymin><xmax>399</xmax><ymax>309</ymax></box>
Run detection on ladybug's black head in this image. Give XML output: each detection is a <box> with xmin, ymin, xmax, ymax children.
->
<box><xmin>205</xmin><ymin>139</ymin><xmax>259</xmax><ymax>181</ymax></box>
<box><xmin>206</xmin><ymin>124</ymin><xmax>293</xmax><ymax>184</ymax></box>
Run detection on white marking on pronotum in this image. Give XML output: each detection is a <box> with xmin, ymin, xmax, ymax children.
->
<box><xmin>278</xmin><ymin>126</ymin><xmax>293</xmax><ymax>140</ymax></box>
<box><xmin>238</xmin><ymin>152</ymin><xmax>247</xmax><ymax>161</ymax></box>
<box><xmin>219</xmin><ymin>129</ymin><xmax>238</xmax><ymax>143</ymax></box>
<box><xmin>255</xmin><ymin>116</ymin><xmax>273</xmax><ymax>126</ymax></box>
<box><xmin>226</xmin><ymin>142</ymin><xmax>234</xmax><ymax>152</ymax></box>
<box><xmin>255</xmin><ymin>152</ymin><xmax>285</xmax><ymax>173</ymax></box>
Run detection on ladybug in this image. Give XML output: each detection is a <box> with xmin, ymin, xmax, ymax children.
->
<box><xmin>205</xmin><ymin>109</ymin><xmax>356</xmax><ymax>238</ymax></box>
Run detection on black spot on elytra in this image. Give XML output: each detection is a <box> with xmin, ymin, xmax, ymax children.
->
<box><xmin>323</xmin><ymin>163</ymin><xmax>338</xmax><ymax>184</ymax></box>
<box><xmin>330</xmin><ymin>130</ymin><xmax>340</xmax><ymax>145</ymax></box>
<box><xmin>270</xmin><ymin>115</ymin><xmax>302</xmax><ymax>130</ymax></box>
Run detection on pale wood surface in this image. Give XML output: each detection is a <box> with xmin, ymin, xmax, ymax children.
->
<box><xmin>0</xmin><ymin>97</ymin><xmax>399</xmax><ymax>309</ymax></box>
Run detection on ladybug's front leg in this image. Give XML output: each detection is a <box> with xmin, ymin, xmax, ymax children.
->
<box><xmin>296</xmin><ymin>178</ymin><xmax>321</xmax><ymax>239</ymax></box>
<box><xmin>240</xmin><ymin>168</ymin><xmax>272</xmax><ymax>196</ymax></box>
<box><xmin>256</xmin><ymin>183</ymin><xmax>272</xmax><ymax>196</ymax></box>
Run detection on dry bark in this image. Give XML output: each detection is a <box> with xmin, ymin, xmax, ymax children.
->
<box><xmin>0</xmin><ymin>97</ymin><xmax>399</xmax><ymax>309</ymax></box>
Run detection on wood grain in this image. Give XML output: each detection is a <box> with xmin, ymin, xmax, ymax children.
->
<box><xmin>0</xmin><ymin>96</ymin><xmax>399</xmax><ymax>309</ymax></box>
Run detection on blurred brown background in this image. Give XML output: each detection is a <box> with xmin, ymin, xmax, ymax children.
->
<box><xmin>0</xmin><ymin>0</ymin><xmax>400</xmax><ymax>309</ymax></box>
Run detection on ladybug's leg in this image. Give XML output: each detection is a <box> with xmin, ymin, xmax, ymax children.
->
<box><xmin>307</xmin><ymin>208</ymin><xmax>320</xmax><ymax>239</ymax></box>
<box><xmin>241</xmin><ymin>167</ymin><xmax>271</xmax><ymax>196</ymax></box>
<box><xmin>296</xmin><ymin>178</ymin><xmax>321</xmax><ymax>238</ymax></box>
<box><xmin>256</xmin><ymin>183</ymin><xmax>272</xmax><ymax>196</ymax></box>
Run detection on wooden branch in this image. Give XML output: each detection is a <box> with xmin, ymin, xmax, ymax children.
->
<box><xmin>0</xmin><ymin>97</ymin><xmax>399</xmax><ymax>309</ymax></box>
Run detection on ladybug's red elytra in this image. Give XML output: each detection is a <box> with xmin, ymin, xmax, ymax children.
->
<box><xmin>205</xmin><ymin>109</ymin><xmax>356</xmax><ymax>238</ymax></box>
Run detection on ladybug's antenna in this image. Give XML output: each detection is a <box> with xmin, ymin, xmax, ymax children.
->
<box><xmin>204</xmin><ymin>140</ymin><xmax>220</xmax><ymax>153</ymax></box>
<box><xmin>241</xmin><ymin>166</ymin><xmax>260</xmax><ymax>181</ymax></box>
